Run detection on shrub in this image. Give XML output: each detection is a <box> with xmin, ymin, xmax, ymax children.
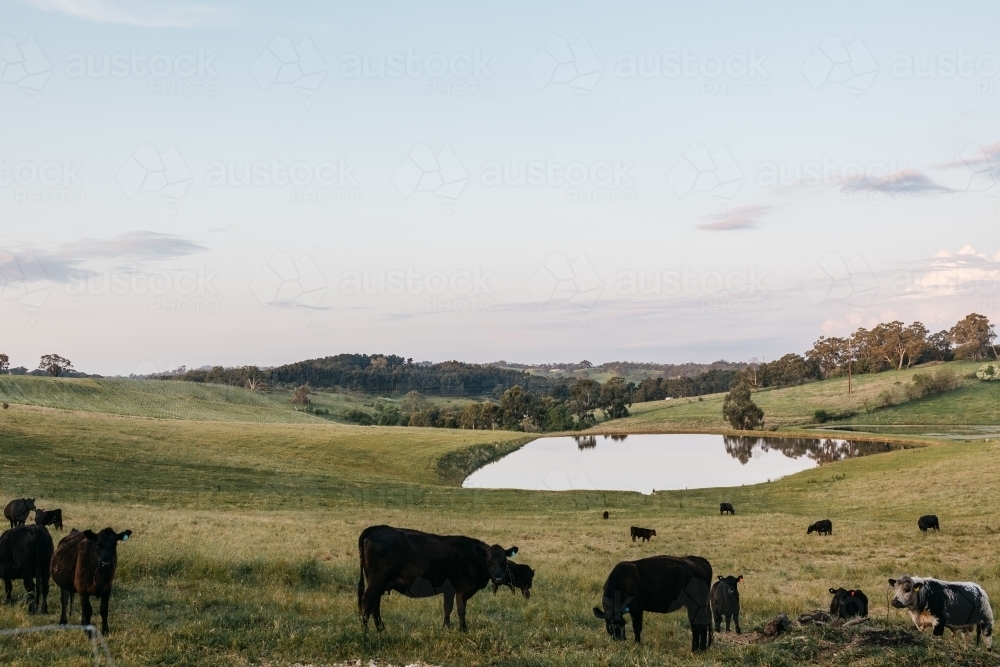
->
<box><xmin>344</xmin><ymin>408</ymin><xmax>374</xmax><ymax>425</ymax></box>
<box><xmin>722</xmin><ymin>383</ymin><xmax>764</xmax><ymax>430</ymax></box>
<box><xmin>977</xmin><ymin>363</ymin><xmax>1000</xmax><ymax>381</ymax></box>
<box><xmin>907</xmin><ymin>368</ymin><xmax>961</xmax><ymax>399</ymax></box>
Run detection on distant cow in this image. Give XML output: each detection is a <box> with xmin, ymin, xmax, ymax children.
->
<box><xmin>593</xmin><ymin>555</ymin><xmax>713</xmax><ymax>651</ymax></box>
<box><xmin>51</xmin><ymin>527</ymin><xmax>133</xmax><ymax>634</ymax></box>
<box><xmin>34</xmin><ymin>509</ymin><xmax>63</xmax><ymax>531</ymax></box>
<box><xmin>918</xmin><ymin>515</ymin><xmax>940</xmax><ymax>532</ymax></box>
<box><xmin>630</xmin><ymin>527</ymin><xmax>656</xmax><ymax>542</ymax></box>
<box><xmin>711</xmin><ymin>575</ymin><xmax>742</xmax><ymax>633</ymax></box>
<box><xmin>0</xmin><ymin>525</ymin><xmax>53</xmax><ymax>614</ymax></box>
<box><xmin>829</xmin><ymin>587</ymin><xmax>868</xmax><ymax>618</ymax></box>
<box><xmin>4</xmin><ymin>499</ymin><xmax>36</xmax><ymax>529</ymax></box>
<box><xmin>889</xmin><ymin>575</ymin><xmax>993</xmax><ymax>647</ymax></box>
<box><xmin>719</xmin><ymin>503</ymin><xmax>735</xmax><ymax>515</ymax></box>
<box><xmin>603</xmin><ymin>511</ymin><xmax>609</xmax><ymax>520</ymax></box>
<box><xmin>807</xmin><ymin>519</ymin><xmax>832</xmax><ymax>536</ymax></box>
<box><xmin>357</xmin><ymin>525</ymin><xmax>519</xmax><ymax>632</ymax></box>
<box><xmin>492</xmin><ymin>561</ymin><xmax>535</xmax><ymax>599</ymax></box>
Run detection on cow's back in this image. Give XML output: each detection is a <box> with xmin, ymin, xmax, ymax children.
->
<box><xmin>51</xmin><ymin>531</ymin><xmax>88</xmax><ymax>592</ymax></box>
<box><xmin>628</xmin><ymin>556</ymin><xmax>712</xmax><ymax>614</ymax></box>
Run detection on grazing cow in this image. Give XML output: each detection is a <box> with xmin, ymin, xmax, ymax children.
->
<box><xmin>0</xmin><ymin>525</ymin><xmax>53</xmax><ymax>614</ymax></box>
<box><xmin>34</xmin><ymin>509</ymin><xmax>63</xmax><ymax>531</ymax></box>
<box><xmin>889</xmin><ymin>575</ymin><xmax>993</xmax><ymax>647</ymax></box>
<box><xmin>4</xmin><ymin>499</ymin><xmax>36</xmax><ymax>529</ymax></box>
<box><xmin>711</xmin><ymin>575</ymin><xmax>742</xmax><ymax>633</ymax></box>
<box><xmin>807</xmin><ymin>519</ymin><xmax>833</xmax><ymax>536</ymax></box>
<box><xmin>357</xmin><ymin>525</ymin><xmax>519</xmax><ymax>632</ymax></box>
<box><xmin>492</xmin><ymin>561</ymin><xmax>535</xmax><ymax>598</ymax></box>
<box><xmin>51</xmin><ymin>527</ymin><xmax>133</xmax><ymax>634</ymax></box>
<box><xmin>829</xmin><ymin>587</ymin><xmax>868</xmax><ymax>618</ymax></box>
<box><xmin>603</xmin><ymin>511</ymin><xmax>609</xmax><ymax>520</ymax></box>
<box><xmin>719</xmin><ymin>503</ymin><xmax>735</xmax><ymax>515</ymax></box>
<box><xmin>593</xmin><ymin>555</ymin><xmax>713</xmax><ymax>651</ymax></box>
<box><xmin>918</xmin><ymin>515</ymin><xmax>940</xmax><ymax>532</ymax></box>
<box><xmin>630</xmin><ymin>527</ymin><xmax>656</xmax><ymax>542</ymax></box>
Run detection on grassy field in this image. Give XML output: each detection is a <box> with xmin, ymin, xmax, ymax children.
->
<box><xmin>0</xmin><ymin>364</ymin><xmax>998</xmax><ymax>666</ymax></box>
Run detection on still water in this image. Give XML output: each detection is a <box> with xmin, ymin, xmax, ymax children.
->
<box><xmin>462</xmin><ymin>434</ymin><xmax>890</xmax><ymax>494</ymax></box>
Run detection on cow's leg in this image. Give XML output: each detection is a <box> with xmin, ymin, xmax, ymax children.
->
<box><xmin>932</xmin><ymin>614</ymin><xmax>947</xmax><ymax>636</ymax></box>
<box><xmin>359</xmin><ymin>580</ymin><xmax>385</xmax><ymax>631</ymax></box>
<box><xmin>39</xmin><ymin>575</ymin><xmax>48</xmax><ymax>615</ymax></box>
<box><xmin>714</xmin><ymin>609</ymin><xmax>722</xmax><ymax>633</ymax></box>
<box><xmin>23</xmin><ymin>576</ymin><xmax>36</xmax><ymax>613</ymax></box>
<box><xmin>99</xmin><ymin>592</ymin><xmax>111</xmax><ymax>634</ymax></box>
<box><xmin>80</xmin><ymin>593</ymin><xmax>93</xmax><ymax>628</ymax></box>
<box><xmin>734</xmin><ymin>611</ymin><xmax>741</xmax><ymax>635</ymax></box>
<box><xmin>631</xmin><ymin>610</ymin><xmax>643</xmax><ymax>643</ymax></box>
<box><xmin>3</xmin><ymin>577</ymin><xmax>12</xmax><ymax>605</ymax></box>
<box><xmin>59</xmin><ymin>589</ymin><xmax>70</xmax><ymax>625</ymax></box>
<box><xmin>456</xmin><ymin>593</ymin><xmax>468</xmax><ymax>632</ymax></box>
<box><xmin>442</xmin><ymin>590</ymin><xmax>454</xmax><ymax>628</ymax></box>
<box><xmin>725</xmin><ymin>614</ymin><xmax>732</xmax><ymax>632</ymax></box>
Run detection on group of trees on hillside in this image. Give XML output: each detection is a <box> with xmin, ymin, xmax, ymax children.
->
<box><xmin>345</xmin><ymin>377</ymin><xmax>635</xmax><ymax>433</ymax></box>
<box><xmin>631</xmin><ymin>368</ymin><xmax>738</xmax><ymax>401</ymax></box>
<box><xmin>0</xmin><ymin>353</ymin><xmax>76</xmax><ymax>377</ymax></box>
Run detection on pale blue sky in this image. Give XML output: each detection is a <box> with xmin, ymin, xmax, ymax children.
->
<box><xmin>1</xmin><ymin>0</ymin><xmax>998</xmax><ymax>374</ymax></box>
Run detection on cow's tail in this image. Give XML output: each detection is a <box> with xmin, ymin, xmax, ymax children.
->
<box><xmin>357</xmin><ymin>529</ymin><xmax>369</xmax><ymax>615</ymax></box>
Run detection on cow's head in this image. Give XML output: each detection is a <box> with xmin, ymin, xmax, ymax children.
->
<box><xmin>651</xmin><ymin>529</ymin><xmax>657</xmax><ymax>537</ymax></box>
<box><xmin>888</xmin><ymin>576</ymin><xmax>921</xmax><ymax>609</ymax></box>
<box><xmin>593</xmin><ymin>594</ymin><xmax>630</xmax><ymax>640</ymax></box>
<box><xmin>83</xmin><ymin>528</ymin><xmax>132</xmax><ymax>571</ymax></box>
<box><xmin>485</xmin><ymin>544</ymin><xmax>517</xmax><ymax>586</ymax></box>
<box><xmin>24</xmin><ymin>498</ymin><xmax>36</xmax><ymax>510</ymax></box>
<box><xmin>807</xmin><ymin>523</ymin><xmax>817</xmax><ymax>534</ymax></box>
<box><xmin>717</xmin><ymin>574</ymin><xmax>743</xmax><ymax>595</ymax></box>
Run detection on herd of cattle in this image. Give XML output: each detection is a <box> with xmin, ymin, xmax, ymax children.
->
<box><xmin>358</xmin><ymin>507</ymin><xmax>993</xmax><ymax>653</ymax></box>
<box><xmin>0</xmin><ymin>498</ymin><xmax>131</xmax><ymax>635</ymax></box>
<box><xmin>0</xmin><ymin>496</ymin><xmax>990</xmax><ymax>653</ymax></box>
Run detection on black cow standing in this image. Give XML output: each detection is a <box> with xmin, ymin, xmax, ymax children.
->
<box><xmin>492</xmin><ymin>561</ymin><xmax>535</xmax><ymax>598</ymax></box>
<box><xmin>4</xmin><ymin>499</ymin><xmax>36</xmax><ymax>529</ymax></box>
<box><xmin>829</xmin><ymin>587</ymin><xmax>868</xmax><ymax>618</ymax></box>
<box><xmin>593</xmin><ymin>555</ymin><xmax>713</xmax><ymax>652</ymax></box>
<box><xmin>711</xmin><ymin>575</ymin><xmax>742</xmax><ymax>633</ymax></box>
<box><xmin>918</xmin><ymin>515</ymin><xmax>940</xmax><ymax>532</ymax></box>
<box><xmin>357</xmin><ymin>525</ymin><xmax>521</xmax><ymax>632</ymax></box>
<box><xmin>602</xmin><ymin>511</ymin><xmax>609</xmax><ymax>520</ymax></box>
<box><xmin>807</xmin><ymin>519</ymin><xmax>833</xmax><ymax>536</ymax></box>
<box><xmin>34</xmin><ymin>509</ymin><xmax>64</xmax><ymax>531</ymax></box>
<box><xmin>719</xmin><ymin>503</ymin><xmax>735</xmax><ymax>515</ymax></box>
<box><xmin>0</xmin><ymin>524</ymin><xmax>53</xmax><ymax>614</ymax></box>
<box><xmin>630</xmin><ymin>527</ymin><xmax>656</xmax><ymax>542</ymax></box>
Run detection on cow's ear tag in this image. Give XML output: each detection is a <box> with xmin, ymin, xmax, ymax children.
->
<box><xmin>623</xmin><ymin>606</ymin><xmax>630</xmax><ymax>613</ymax></box>
<box><xmin>122</xmin><ymin>534</ymin><xmax>129</xmax><ymax>541</ymax></box>
<box><xmin>913</xmin><ymin>583</ymin><xmax>921</xmax><ymax>591</ymax></box>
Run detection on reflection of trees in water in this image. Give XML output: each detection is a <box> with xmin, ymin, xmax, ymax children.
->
<box><xmin>723</xmin><ymin>436</ymin><xmax>891</xmax><ymax>465</ymax></box>
<box><xmin>573</xmin><ymin>434</ymin><xmax>627</xmax><ymax>450</ymax></box>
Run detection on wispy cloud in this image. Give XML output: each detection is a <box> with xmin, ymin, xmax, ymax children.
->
<box><xmin>22</xmin><ymin>0</ymin><xmax>230</xmax><ymax>28</ymax></box>
<box><xmin>696</xmin><ymin>205</ymin><xmax>771</xmax><ymax>231</ymax></box>
<box><xmin>843</xmin><ymin>169</ymin><xmax>952</xmax><ymax>195</ymax></box>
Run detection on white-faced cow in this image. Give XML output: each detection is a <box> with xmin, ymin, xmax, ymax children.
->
<box><xmin>51</xmin><ymin>527</ymin><xmax>133</xmax><ymax>634</ymax></box>
<box><xmin>889</xmin><ymin>575</ymin><xmax>994</xmax><ymax>647</ymax></box>
<box><xmin>592</xmin><ymin>555</ymin><xmax>713</xmax><ymax>652</ymax></box>
<box><xmin>0</xmin><ymin>524</ymin><xmax>53</xmax><ymax>614</ymax></box>
<box><xmin>357</xmin><ymin>525</ymin><xmax>521</xmax><ymax>632</ymax></box>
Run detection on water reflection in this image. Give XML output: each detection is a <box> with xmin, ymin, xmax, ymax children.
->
<box><xmin>723</xmin><ymin>436</ymin><xmax>892</xmax><ymax>465</ymax></box>
<box><xmin>463</xmin><ymin>433</ymin><xmax>894</xmax><ymax>494</ymax></box>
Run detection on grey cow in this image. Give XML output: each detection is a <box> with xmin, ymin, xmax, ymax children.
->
<box><xmin>711</xmin><ymin>575</ymin><xmax>742</xmax><ymax>633</ymax></box>
<box><xmin>889</xmin><ymin>575</ymin><xmax>994</xmax><ymax>647</ymax></box>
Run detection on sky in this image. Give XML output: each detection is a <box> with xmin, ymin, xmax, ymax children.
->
<box><xmin>1</xmin><ymin>0</ymin><xmax>998</xmax><ymax>376</ymax></box>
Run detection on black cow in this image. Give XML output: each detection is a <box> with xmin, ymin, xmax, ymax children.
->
<box><xmin>4</xmin><ymin>499</ymin><xmax>36</xmax><ymax>529</ymax></box>
<box><xmin>603</xmin><ymin>511</ymin><xmax>609</xmax><ymax>520</ymax></box>
<box><xmin>492</xmin><ymin>561</ymin><xmax>535</xmax><ymax>598</ymax></box>
<box><xmin>357</xmin><ymin>525</ymin><xmax>519</xmax><ymax>632</ymax></box>
<box><xmin>593</xmin><ymin>555</ymin><xmax>713</xmax><ymax>652</ymax></box>
<box><xmin>719</xmin><ymin>503</ymin><xmax>735</xmax><ymax>515</ymax></box>
<box><xmin>0</xmin><ymin>525</ymin><xmax>53</xmax><ymax>614</ymax></box>
<box><xmin>807</xmin><ymin>519</ymin><xmax>832</xmax><ymax>536</ymax></box>
<box><xmin>918</xmin><ymin>515</ymin><xmax>940</xmax><ymax>532</ymax></box>
<box><xmin>34</xmin><ymin>509</ymin><xmax>63</xmax><ymax>531</ymax></box>
<box><xmin>51</xmin><ymin>527</ymin><xmax>133</xmax><ymax>634</ymax></box>
<box><xmin>711</xmin><ymin>575</ymin><xmax>742</xmax><ymax>633</ymax></box>
<box><xmin>829</xmin><ymin>587</ymin><xmax>868</xmax><ymax>618</ymax></box>
<box><xmin>630</xmin><ymin>527</ymin><xmax>656</xmax><ymax>542</ymax></box>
